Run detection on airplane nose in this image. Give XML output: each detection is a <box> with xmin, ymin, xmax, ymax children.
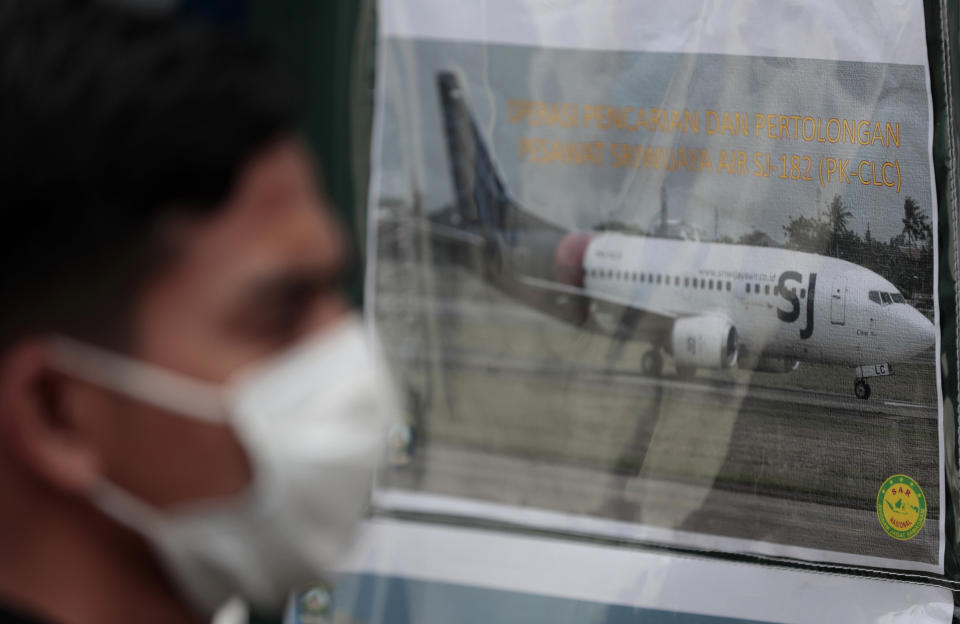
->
<box><xmin>921</xmin><ymin>313</ymin><xmax>937</xmax><ymax>350</ymax></box>
<box><xmin>901</xmin><ymin>306</ymin><xmax>937</xmax><ymax>355</ymax></box>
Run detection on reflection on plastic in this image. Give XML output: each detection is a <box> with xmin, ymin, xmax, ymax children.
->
<box><xmin>364</xmin><ymin>0</ymin><xmax>945</xmax><ymax>617</ymax></box>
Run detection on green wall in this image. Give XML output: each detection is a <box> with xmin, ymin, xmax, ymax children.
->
<box><xmin>248</xmin><ymin>0</ymin><xmax>375</xmax><ymax>303</ymax></box>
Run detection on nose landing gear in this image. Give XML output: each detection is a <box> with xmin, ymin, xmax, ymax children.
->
<box><xmin>852</xmin><ymin>363</ymin><xmax>891</xmax><ymax>400</ymax></box>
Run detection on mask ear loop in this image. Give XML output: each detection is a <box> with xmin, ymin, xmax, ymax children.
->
<box><xmin>48</xmin><ymin>336</ymin><xmax>227</xmax><ymax>423</ymax></box>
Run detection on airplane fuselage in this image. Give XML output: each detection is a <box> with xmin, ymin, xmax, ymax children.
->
<box><xmin>581</xmin><ymin>233</ymin><xmax>934</xmax><ymax>368</ymax></box>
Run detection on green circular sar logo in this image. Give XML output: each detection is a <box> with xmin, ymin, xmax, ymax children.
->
<box><xmin>876</xmin><ymin>474</ymin><xmax>926</xmax><ymax>540</ymax></box>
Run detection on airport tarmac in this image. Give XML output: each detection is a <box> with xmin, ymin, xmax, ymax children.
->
<box><xmin>386</xmin><ymin>344</ymin><xmax>938</xmax><ymax>420</ymax></box>
<box><xmin>381</xmin><ymin>345</ymin><xmax>940</xmax><ymax>565</ymax></box>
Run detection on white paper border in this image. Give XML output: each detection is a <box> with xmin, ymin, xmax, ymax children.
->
<box><xmin>380</xmin><ymin>0</ymin><xmax>928</xmax><ymax>66</ymax></box>
<box><xmin>341</xmin><ymin>517</ymin><xmax>953</xmax><ymax>623</ymax></box>
<box><xmin>373</xmin><ymin>489</ymin><xmax>943</xmax><ymax>575</ymax></box>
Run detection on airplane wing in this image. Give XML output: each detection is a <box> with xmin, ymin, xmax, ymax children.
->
<box><xmin>516</xmin><ymin>274</ymin><xmax>682</xmax><ymax>321</ymax></box>
<box><xmin>387</xmin><ymin>216</ymin><xmax>489</xmax><ymax>246</ymax></box>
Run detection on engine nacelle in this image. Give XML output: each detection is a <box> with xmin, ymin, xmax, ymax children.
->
<box><xmin>740</xmin><ymin>354</ymin><xmax>800</xmax><ymax>373</ymax></box>
<box><xmin>671</xmin><ymin>315</ymin><xmax>738</xmax><ymax>370</ymax></box>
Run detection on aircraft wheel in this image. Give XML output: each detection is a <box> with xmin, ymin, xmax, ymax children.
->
<box><xmin>676</xmin><ymin>365</ymin><xmax>697</xmax><ymax>379</ymax></box>
<box><xmin>641</xmin><ymin>350</ymin><xmax>663</xmax><ymax>377</ymax></box>
<box><xmin>854</xmin><ymin>379</ymin><xmax>871</xmax><ymax>400</ymax></box>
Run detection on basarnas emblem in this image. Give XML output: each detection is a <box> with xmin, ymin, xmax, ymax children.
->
<box><xmin>876</xmin><ymin>474</ymin><xmax>926</xmax><ymax>540</ymax></box>
<box><xmin>298</xmin><ymin>586</ymin><xmax>332</xmax><ymax>624</ymax></box>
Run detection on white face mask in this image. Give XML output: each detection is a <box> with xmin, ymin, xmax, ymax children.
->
<box><xmin>49</xmin><ymin>316</ymin><xmax>401</xmax><ymax>617</ymax></box>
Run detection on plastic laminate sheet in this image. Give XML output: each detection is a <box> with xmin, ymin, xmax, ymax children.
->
<box><xmin>364</xmin><ymin>0</ymin><xmax>945</xmax><ymax>585</ymax></box>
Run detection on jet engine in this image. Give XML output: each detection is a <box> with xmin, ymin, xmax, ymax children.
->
<box><xmin>671</xmin><ymin>315</ymin><xmax>739</xmax><ymax>370</ymax></box>
<box><xmin>740</xmin><ymin>354</ymin><xmax>800</xmax><ymax>373</ymax></box>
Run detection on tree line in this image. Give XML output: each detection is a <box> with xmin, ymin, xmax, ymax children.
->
<box><xmin>709</xmin><ymin>195</ymin><xmax>933</xmax><ymax>307</ymax></box>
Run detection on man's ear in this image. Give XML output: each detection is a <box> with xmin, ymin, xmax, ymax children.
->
<box><xmin>0</xmin><ymin>339</ymin><xmax>108</xmax><ymax>495</ymax></box>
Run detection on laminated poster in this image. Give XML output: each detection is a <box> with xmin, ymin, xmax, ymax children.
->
<box><xmin>363</xmin><ymin>0</ymin><xmax>945</xmax><ymax>591</ymax></box>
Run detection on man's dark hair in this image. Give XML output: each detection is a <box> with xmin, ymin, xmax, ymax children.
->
<box><xmin>0</xmin><ymin>0</ymin><xmax>302</xmax><ymax>349</ymax></box>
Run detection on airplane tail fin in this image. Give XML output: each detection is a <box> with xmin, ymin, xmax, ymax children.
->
<box><xmin>433</xmin><ymin>71</ymin><xmax>580</xmax><ymax>311</ymax></box>
<box><xmin>436</xmin><ymin>71</ymin><xmax>512</xmax><ymax>231</ymax></box>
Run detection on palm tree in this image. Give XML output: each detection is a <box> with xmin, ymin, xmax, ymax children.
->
<box><xmin>826</xmin><ymin>195</ymin><xmax>852</xmax><ymax>257</ymax></box>
<box><xmin>900</xmin><ymin>197</ymin><xmax>931</xmax><ymax>247</ymax></box>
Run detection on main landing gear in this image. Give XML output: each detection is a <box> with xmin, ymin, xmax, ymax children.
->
<box><xmin>854</xmin><ymin>378</ymin><xmax>872</xmax><ymax>400</ymax></box>
<box><xmin>641</xmin><ymin>349</ymin><xmax>663</xmax><ymax>377</ymax></box>
<box><xmin>641</xmin><ymin>349</ymin><xmax>697</xmax><ymax>379</ymax></box>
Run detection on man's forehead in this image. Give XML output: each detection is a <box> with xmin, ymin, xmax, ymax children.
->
<box><xmin>231</xmin><ymin>139</ymin><xmax>324</xmax><ymax>206</ymax></box>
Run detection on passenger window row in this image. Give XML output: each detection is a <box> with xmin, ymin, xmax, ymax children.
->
<box><xmin>586</xmin><ymin>267</ymin><xmax>810</xmax><ymax>299</ymax></box>
<box><xmin>586</xmin><ymin>267</ymin><xmax>733</xmax><ymax>291</ymax></box>
<box><xmin>745</xmin><ymin>283</ymin><xmax>807</xmax><ymax>298</ymax></box>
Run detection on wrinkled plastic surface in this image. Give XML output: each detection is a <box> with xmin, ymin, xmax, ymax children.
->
<box><xmin>352</xmin><ymin>1</ymin><xmax>955</xmax><ymax>622</ymax></box>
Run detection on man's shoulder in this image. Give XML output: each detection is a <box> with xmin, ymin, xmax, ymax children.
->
<box><xmin>0</xmin><ymin>600</ymin><xmax>49</xmax><ymax>624</ymax></box>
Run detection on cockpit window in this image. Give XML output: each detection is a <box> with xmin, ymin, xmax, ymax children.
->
<box><xmin>870</xmin><ymin>291</ymin><xmax>906</xmax><ymax>305</ymax></box>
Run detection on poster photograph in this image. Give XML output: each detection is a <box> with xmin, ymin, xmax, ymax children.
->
<box><xmin>366</xmin><ymin>0</ymin><xmax>944</xmax><ymax>574</ymax></box>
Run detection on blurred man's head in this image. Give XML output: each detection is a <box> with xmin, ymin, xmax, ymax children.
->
<box><xmin>0</xmin><ymin>2</ymin><xmax>389</xmax><ymax>622</ymax></box>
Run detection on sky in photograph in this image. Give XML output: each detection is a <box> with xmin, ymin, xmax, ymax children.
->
<box><xmin>375</xmin><ymin>38</ymin><xmax>933</xmax><ymax>245</ymax></box>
